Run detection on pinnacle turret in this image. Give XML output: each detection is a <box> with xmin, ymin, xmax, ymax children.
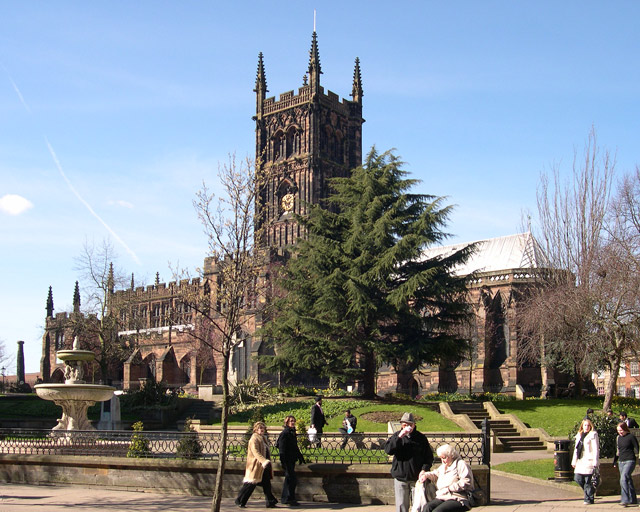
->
<box><xmin>46</xmin><ymin>286</ymin><xmax>54</xmax><ymax>318</ymax></box>
<box><xmin>351</xmin><ymin>57</ymin><xmax>363</xmax><ymax>104</ymax></box>
<box><xmin>307</xmin><ymin>31</ymin><xmax>322</xmax><ymax>91</ymax></box>
<box><xmin>73</xmin><ymin>281</ymin><xmax>81</xmax><ymax>313</ymax></box>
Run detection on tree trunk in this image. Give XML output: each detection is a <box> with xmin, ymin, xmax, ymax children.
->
<box><xmin>361</xmin><ymin>349</ymin><xmax>377</xmax><ymax>398</ymax></box>
<box><xmin>603</xmin><ymin>355</ymin><xmax>622</xmax><ymax>413</ymax></box>
<box><xmin>210</xmin><ymin>351</ymin><xmax>230</xmax><ymax>512</ymax></box>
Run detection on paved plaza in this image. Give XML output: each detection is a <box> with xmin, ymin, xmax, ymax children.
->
<box><xmin>0</xmin><ymin>454</ymin><xmax>629</xmax><ymax>512</ymax></box>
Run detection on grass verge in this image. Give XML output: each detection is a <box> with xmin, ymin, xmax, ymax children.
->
<box><xmin>493</xmin><ymin>458</ymin><xmax>555</xmax><ymax>480</ymax></box>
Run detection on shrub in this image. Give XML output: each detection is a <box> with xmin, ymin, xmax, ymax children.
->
<box><xmin>127</xmin><ymin>421</ymin><xmax>151</xmax><ymax>458</ymax></box>
<box><xmin>176</xmin><ymin>419</ymin><xmax>202</xmax><ymax>459</ymax></box>
<box><xmin>568</xmin><ymin>413</ymin><xmax>618</xmax><ymax>458</ymax></box>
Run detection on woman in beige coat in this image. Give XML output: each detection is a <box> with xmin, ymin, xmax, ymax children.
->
<box><xmin>235</xmin><ymin>421</ymin><xmax>278</xmax><ymax>508</ymax></box>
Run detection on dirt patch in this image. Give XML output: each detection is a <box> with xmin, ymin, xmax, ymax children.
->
<box><xmin>360</xmin><ymin>411</ymin><xmax>423</xmax><ymax>424</ymax></box>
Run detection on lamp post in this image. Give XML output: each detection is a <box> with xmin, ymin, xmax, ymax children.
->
<box><xmin>1</xmin><ymin>366</ymin><xmax>5</xmax><ymax>394</ymax></box>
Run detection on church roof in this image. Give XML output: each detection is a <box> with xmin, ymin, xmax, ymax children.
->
<box><xmin>423</xmin><ymin>232</ymin><xmax>548</xmax><ymax>277</ymax></box>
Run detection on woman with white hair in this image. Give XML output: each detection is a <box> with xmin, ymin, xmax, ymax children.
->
<box><xmin>418</xmin><ymin>444</ymin><xmax>473</xmax><ymax>511</ymax></box>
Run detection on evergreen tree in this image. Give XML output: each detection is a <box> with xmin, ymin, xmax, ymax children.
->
<box><xmin>262</xmin><ymin>148</ymin><xmax>474</xmax><ymax>397</ymax></box>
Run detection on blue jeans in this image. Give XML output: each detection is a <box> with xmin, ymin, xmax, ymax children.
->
<box><xmin>575</xmin><ymin>473</ymin><xmax>595</xmax><ymax>503</ymax></box>
<box><xmin>619</xmin><ymin>460</ymin><xmax>638</xmax><ymax>505</ymax></box>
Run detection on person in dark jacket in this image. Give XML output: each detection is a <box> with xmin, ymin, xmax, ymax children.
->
<box><xmin>338</xmin><ymin>409</ymin><xmax>357</xmax><ymax>449</ymax></box>
<box><xmin>310</xmin><ymin>396</ymin><xmax>326</xmax><ymax>447</ymax></box>
<box><xmin>613</xmin><ymin>422</ymin><xmax>639</xmax><ymax>506</ymax></box>
<box><xmin>384</xmin><ymin>412</ymin><xmax>434</xmax><ymax>512</ymax></box>
<box><xmin>620</xmin><ymin>411</ymin><xmax>640</xmax><ymax>429</ymax></box>
<box><xmin>276</xmin><ymin>415</ymin><xmax>305</xmax><ymax>506</ymax></box>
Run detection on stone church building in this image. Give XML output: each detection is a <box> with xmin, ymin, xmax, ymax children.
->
<box><xmin>41</xmin><ymin>33</ymin><xmax>554</xmax><ymax>397</ymax></box>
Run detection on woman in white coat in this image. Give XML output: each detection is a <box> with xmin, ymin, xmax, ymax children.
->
<box><xmin>571</xmin><ymin>418</ymin><xmax>599</xmax><ymax>505</ymax></box>
<box><xmin>419</xmin><ymin>444</ymin><xmax>473</xmax><ymax>511</ymax></box>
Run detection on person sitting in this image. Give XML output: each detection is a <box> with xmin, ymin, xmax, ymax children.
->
<box><xmin>419</xmin><ymin>444</ymin><xmax>473</xmax><ymax>512</ymax></box>
<box><xmin>338</xmin><ymin>409</ymin><xmax>357</xmax><ymax>449</ymax></box>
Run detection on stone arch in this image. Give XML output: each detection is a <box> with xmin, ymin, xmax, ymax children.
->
<box><xmin>482</xmin><ymin>289</ymin><xmax>507</xmax><ymax>391</ymax></box>
<box><xmin>272</xmin><ymin>130</ymin><xmax>285</xmax><ymax>161</ymax></box>
<box><xmin>51</xmin><ymin>367</ymin><xmax>65</xmax><ymax>383</ymax></box>
<box><xmin>285</xmin><ymin>125</ymin><xmax>300</xmax><ymax>158</ymax></box>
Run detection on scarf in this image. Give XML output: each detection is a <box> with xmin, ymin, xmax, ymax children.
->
<box><xmin>576</xmin><ymin>431</ymin><xmax>587</xmax><ymax>459</ymax></box>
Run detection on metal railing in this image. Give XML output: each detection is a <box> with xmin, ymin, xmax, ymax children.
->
<box><xmin>0</xmin><ymin>428</ymin><xmax>488</xmax><ymax>465</ymax></box>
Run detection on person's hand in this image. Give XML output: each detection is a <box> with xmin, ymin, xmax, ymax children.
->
<box><xmin>398</xmin><ymin>426</ymin><xmax>412</xmax><ymax>438</ymax></box>
<box><xmin>418</xmin><ymin>471</ymin><xmax>428</xmax><ymax>483</ymax></box>
<box><xmin>262</xmin><ymin>460</ymin><xmax>271</xmax><ymax>468</ymax></box>
<box><xmin>571</xmin><ymin>464</ymin><xmax>576</xmax><ymax>469</ymax></box>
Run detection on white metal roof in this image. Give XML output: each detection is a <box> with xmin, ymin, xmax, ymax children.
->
<box><xmin>423</xmin><ymin>232</ymin><xmax>548</xmax><ymax>277</ymax></box>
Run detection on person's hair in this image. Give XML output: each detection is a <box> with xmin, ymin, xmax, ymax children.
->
<box><xmin>620</xmin><ymin>411</ymin><xmax>628</xmax><ymax>418</ymax></box>
<box><xmin>284</xmin><ymin>415</ymin><xmax>296</xmax><ymax>426</ymax></box>
<box><xmin>345</xmin><ymin>409</ymin><xmax>351</xmax><ymax>414</ymax></box>
<box><xmin>316</xmin><ymin>396</ymin><xmax>322</xmax><ymax>402</ymax></box>
<box><xmin>579</xmin><ymin>418</ymin><xmax>595</xmax><ymax>434</ymax></box>
<box><xmin>586</xmin><ymin>408</ymin><xmax>594</xmax><ymax>414</ymax></box>
<box><xmin>253</xmin><ymin>421</ymin><xmax>267</xmax><ymax>433</ymax></box>
<box><xmin>618</xmin><ymin>422</ymin><xmax>631</xmax><ymax>434</ymax></box>
<box><xmin>436</xmin><ymin>444</ymin><xmax>459</xmax><ymax>459</ymax></box>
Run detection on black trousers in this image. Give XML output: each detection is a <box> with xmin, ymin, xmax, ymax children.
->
<box><xmin>281</xmin><ymin>461</ymin><xmax>298</xmax><ymax>504</ymax></box>
<box><xmin>236</xmin><ymin>471</ymin><xmax>277</xmax><ymax>506</ymax></box>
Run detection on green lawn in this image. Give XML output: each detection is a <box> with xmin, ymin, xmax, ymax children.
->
<box><xmin>493</xmin><ymin>458</ymin><xmax>555</xmax><ymax>480</ymax></box>
<box><xmin>495</xmin><ymin>398</ymin><xmax>603</xmax><ymax>437</ymax></box>
<box><xmin>228</xmin><ymin>400</ymin><xmax>462</xmax><ymax>432</ymax></box>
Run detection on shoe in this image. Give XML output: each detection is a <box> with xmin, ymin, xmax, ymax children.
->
<box><xmin>287</xmin><ymin>501</ymin><xmax>299</xmax><ymax>507</ymax></box>
<box><xmin>234</xmin><ymin>499</ymin><xmax>246</xmax><ymax>508</ymax></box>
<box><xmin>266</xmin><ymin>504</ymin><xmax>278</xmax><ymax>508</ymax></box>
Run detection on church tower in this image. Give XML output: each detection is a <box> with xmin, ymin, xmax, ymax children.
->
<box><xmin>254</xmin><ymin>32</ymin><xmax>364</xmax><ymax>251</ymax></box>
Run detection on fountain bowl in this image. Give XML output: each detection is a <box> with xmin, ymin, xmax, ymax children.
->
<box><xmin>35</xmin><ymin>383</ymin><xmax>115</xmax><ymax>402</ymax></box>
<box><xmin>56</xmin><ymin>350</ymin><xmax>96</xmax><ymax>362</ymax></box>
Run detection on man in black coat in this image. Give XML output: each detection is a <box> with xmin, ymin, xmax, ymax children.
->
<box><xmin>310</xmin><ymin>396</ymin><xmax>326</xmax><ymax>447</ymax></box>
<box><xmin>384</xmin><ymin>412</ymin><xmax>434</xmax><ymax>512</ymax></box>
<box><xmin>620</xmin><ymin>411</ymin><xmax>640</xmax><ymax>428</ymax></box>
<box><xmin>276</xmin><ymin>415</ymin><xmax>305</xmax><ymax>506</ymax></box>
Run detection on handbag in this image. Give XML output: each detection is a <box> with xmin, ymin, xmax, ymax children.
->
<box><xmin>410</xmin><ymin>481</ymin><xmax>427</xmax><ymax>512</ymax></box>
<box><xmin>591</xmin><ymin>467</ymin><xmax>600</xmax><ymax>488</ymax></box>
<box><xmin>467</xmin><ymin>488</ymin><xmax>484</xmax><ymax>507</ymax></box>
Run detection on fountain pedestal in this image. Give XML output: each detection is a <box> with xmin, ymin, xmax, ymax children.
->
<box><xmin>35</xmin><ymin>337</ymin><xmax>115</xmax><ymax>431</ymax></box>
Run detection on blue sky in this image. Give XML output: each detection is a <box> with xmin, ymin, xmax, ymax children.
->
<box><xmin>1</xmin><ymin>2</ymin><xmax>639</xmax><ymax>374</ymax></box>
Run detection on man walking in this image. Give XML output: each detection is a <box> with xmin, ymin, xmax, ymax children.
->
<box><xmin>310</xmin><ymin>396</ymin><xmax>326</xmax><ymax>447</ymax></box>
<box><xmin>620</xmin><ymin>411</ymin><xmax>639</xmax><ymax>428</ymax></box>
<box><xmin>384</xmin><ymin>412</ymin><xmax>434</xmax><ymax>512</ymax></box>
<box><xmin>277</xmin><ymin>415</ymin><xmax>305</xmax><ymax>506</ymax></box>
<box><xmin>339</xmin><ymin>409</ymin><xmax>357</xmax><ymax>449</ymax></box>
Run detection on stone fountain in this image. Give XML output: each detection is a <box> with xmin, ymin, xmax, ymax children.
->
<box><xmin>35</xmin><ymin>337</ymin><xmax>115</xmax><ymax>431</ymax></box>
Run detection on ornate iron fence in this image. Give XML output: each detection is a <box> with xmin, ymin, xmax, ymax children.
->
<box><xmin>0</xmin><ymin>428</ymin><xmax>489</xmax><ymax>465</ymax></box>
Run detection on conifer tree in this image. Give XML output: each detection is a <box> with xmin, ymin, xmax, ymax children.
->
<box><xmin>263</xmin><ymin>148</ymin><xmax>473</xmax><ymax>397</ymax></box>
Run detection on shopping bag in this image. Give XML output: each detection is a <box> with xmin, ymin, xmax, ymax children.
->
<box><xmin>307</xmin><ymin>426</ymin><xmax>317</xmax><ymax>443</ymax></box>
<box><xmin>410</xmin><ymin>481</ymin><xmax>427</xmax><ymax>512</ymax></box>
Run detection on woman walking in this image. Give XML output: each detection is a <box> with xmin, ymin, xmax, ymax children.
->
<box><xmin>235</xmin><ymin>421</ymin><xmax>278</xmax><ymax>508</ymax></box>
<box><xmin>571</xmin><ymin>418</ymin><xmax>599</xmax><ymax>505</ymax></box>
<box><xmin>614</xmin><ymin>422</ymin><xmax>639</xmax><ymax>507</ymax></box>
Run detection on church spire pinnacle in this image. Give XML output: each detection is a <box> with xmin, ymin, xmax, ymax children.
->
<box><xmin>73</xmin><ymin>281</ymin><xmax>81</xmax><ymax>314</ymax></box>
<box><xmin>307</xmin><ymin>31</ymin><xmax>322</xmax><ymax>92</ymax></box>
<box><xmin>351</xmin><ymin>57</ymin><xmax>363</xmax><ymax>104</ymax></box>
<box><xmin>254</xmin><ymin>52</ymin><xmax>268</xmax><ymax>118</ymax></box>
<box><xmin>46</xmin><ymin>286</ymin><xmax>54</xmax><ymax>318</ymax></box>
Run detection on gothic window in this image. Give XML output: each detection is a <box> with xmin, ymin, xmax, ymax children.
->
<box><xmin>272</xmin><ymin>131</ymin><xmax>285</xmax><ymax>161</ymax></box>
<box><xmin>286</xmin><ymin>126</ymin><xmax>299</xmax><ymax>158</ymax></box>
<box><xmin>151</xmin><ymin>304</ymin><xmax>161</xmax><ymax>328</ymax></box>
<box><xmin>55</xmin><ymin>331</ymin><xmax>65</xmax><ymax>350</ymax></box>
<box><xmin>180</xmin><ymin>356</ymin><xmax>191</xmax><ymax>384</ymax></box>
<box><xmin>232</xmin><ymin>336</ymin><xmax>251</xmax><ymax>381</ymax></box>
<box><xmin>146</xmin><ymin>354</ymin><xmax>156</xmax><ymax>379</ymax></box>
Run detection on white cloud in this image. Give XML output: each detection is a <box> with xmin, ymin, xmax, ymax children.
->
<box><xmin>108</xmin><ymin>199</ymin><xmax>134</xmax><ymax>209</ymax></box>
<box><xmin>0</xmin><ymin>194</ymin><xmax>33</xmax><ymax>215</ymax></box>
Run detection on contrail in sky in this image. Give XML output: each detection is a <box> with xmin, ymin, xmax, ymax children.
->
<box><xmin>45</xmin><ymin>138</ymin><xmax>141</xmax><ymax>264</ymax></box>
<box><xmin>3</xmin><ymin>64</ymin><xmax>141</xmax><ymax>264</ymax></box>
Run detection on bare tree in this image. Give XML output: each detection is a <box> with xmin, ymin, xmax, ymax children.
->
<box><xmin>177</xmin><ymin>155</ymin><xmax>266</xmax><ymax>512</ymax></box>
<box><xmin>74</xmin><ymin>239</ymin><xmax>132</xmax><ymax>382</ymax></box>
<box><xmin>520</xmin><ymin>128</ymin><xmax>640</xmax><ymax>410</ymax></box>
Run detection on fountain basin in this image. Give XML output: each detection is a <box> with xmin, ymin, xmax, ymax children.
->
<box><xmin>56</xmin><ymin>350</ymin><xmax>96</xmax><ymax>362</ymax></box>
<box><xmin>35</xmin><ymin>383</ymin><xmax>116</xmax><ymax>431</ymax></box>
<box><xmin>35</xmin><ymin>383</ymin><xmax>115</xmax><ymax>403</ymax></box>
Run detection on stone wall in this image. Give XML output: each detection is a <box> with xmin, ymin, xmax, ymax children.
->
<box><xmin>0</xmin><ymin>455</ymin><xmax>490</xmax><ymax>505</ymax></box>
